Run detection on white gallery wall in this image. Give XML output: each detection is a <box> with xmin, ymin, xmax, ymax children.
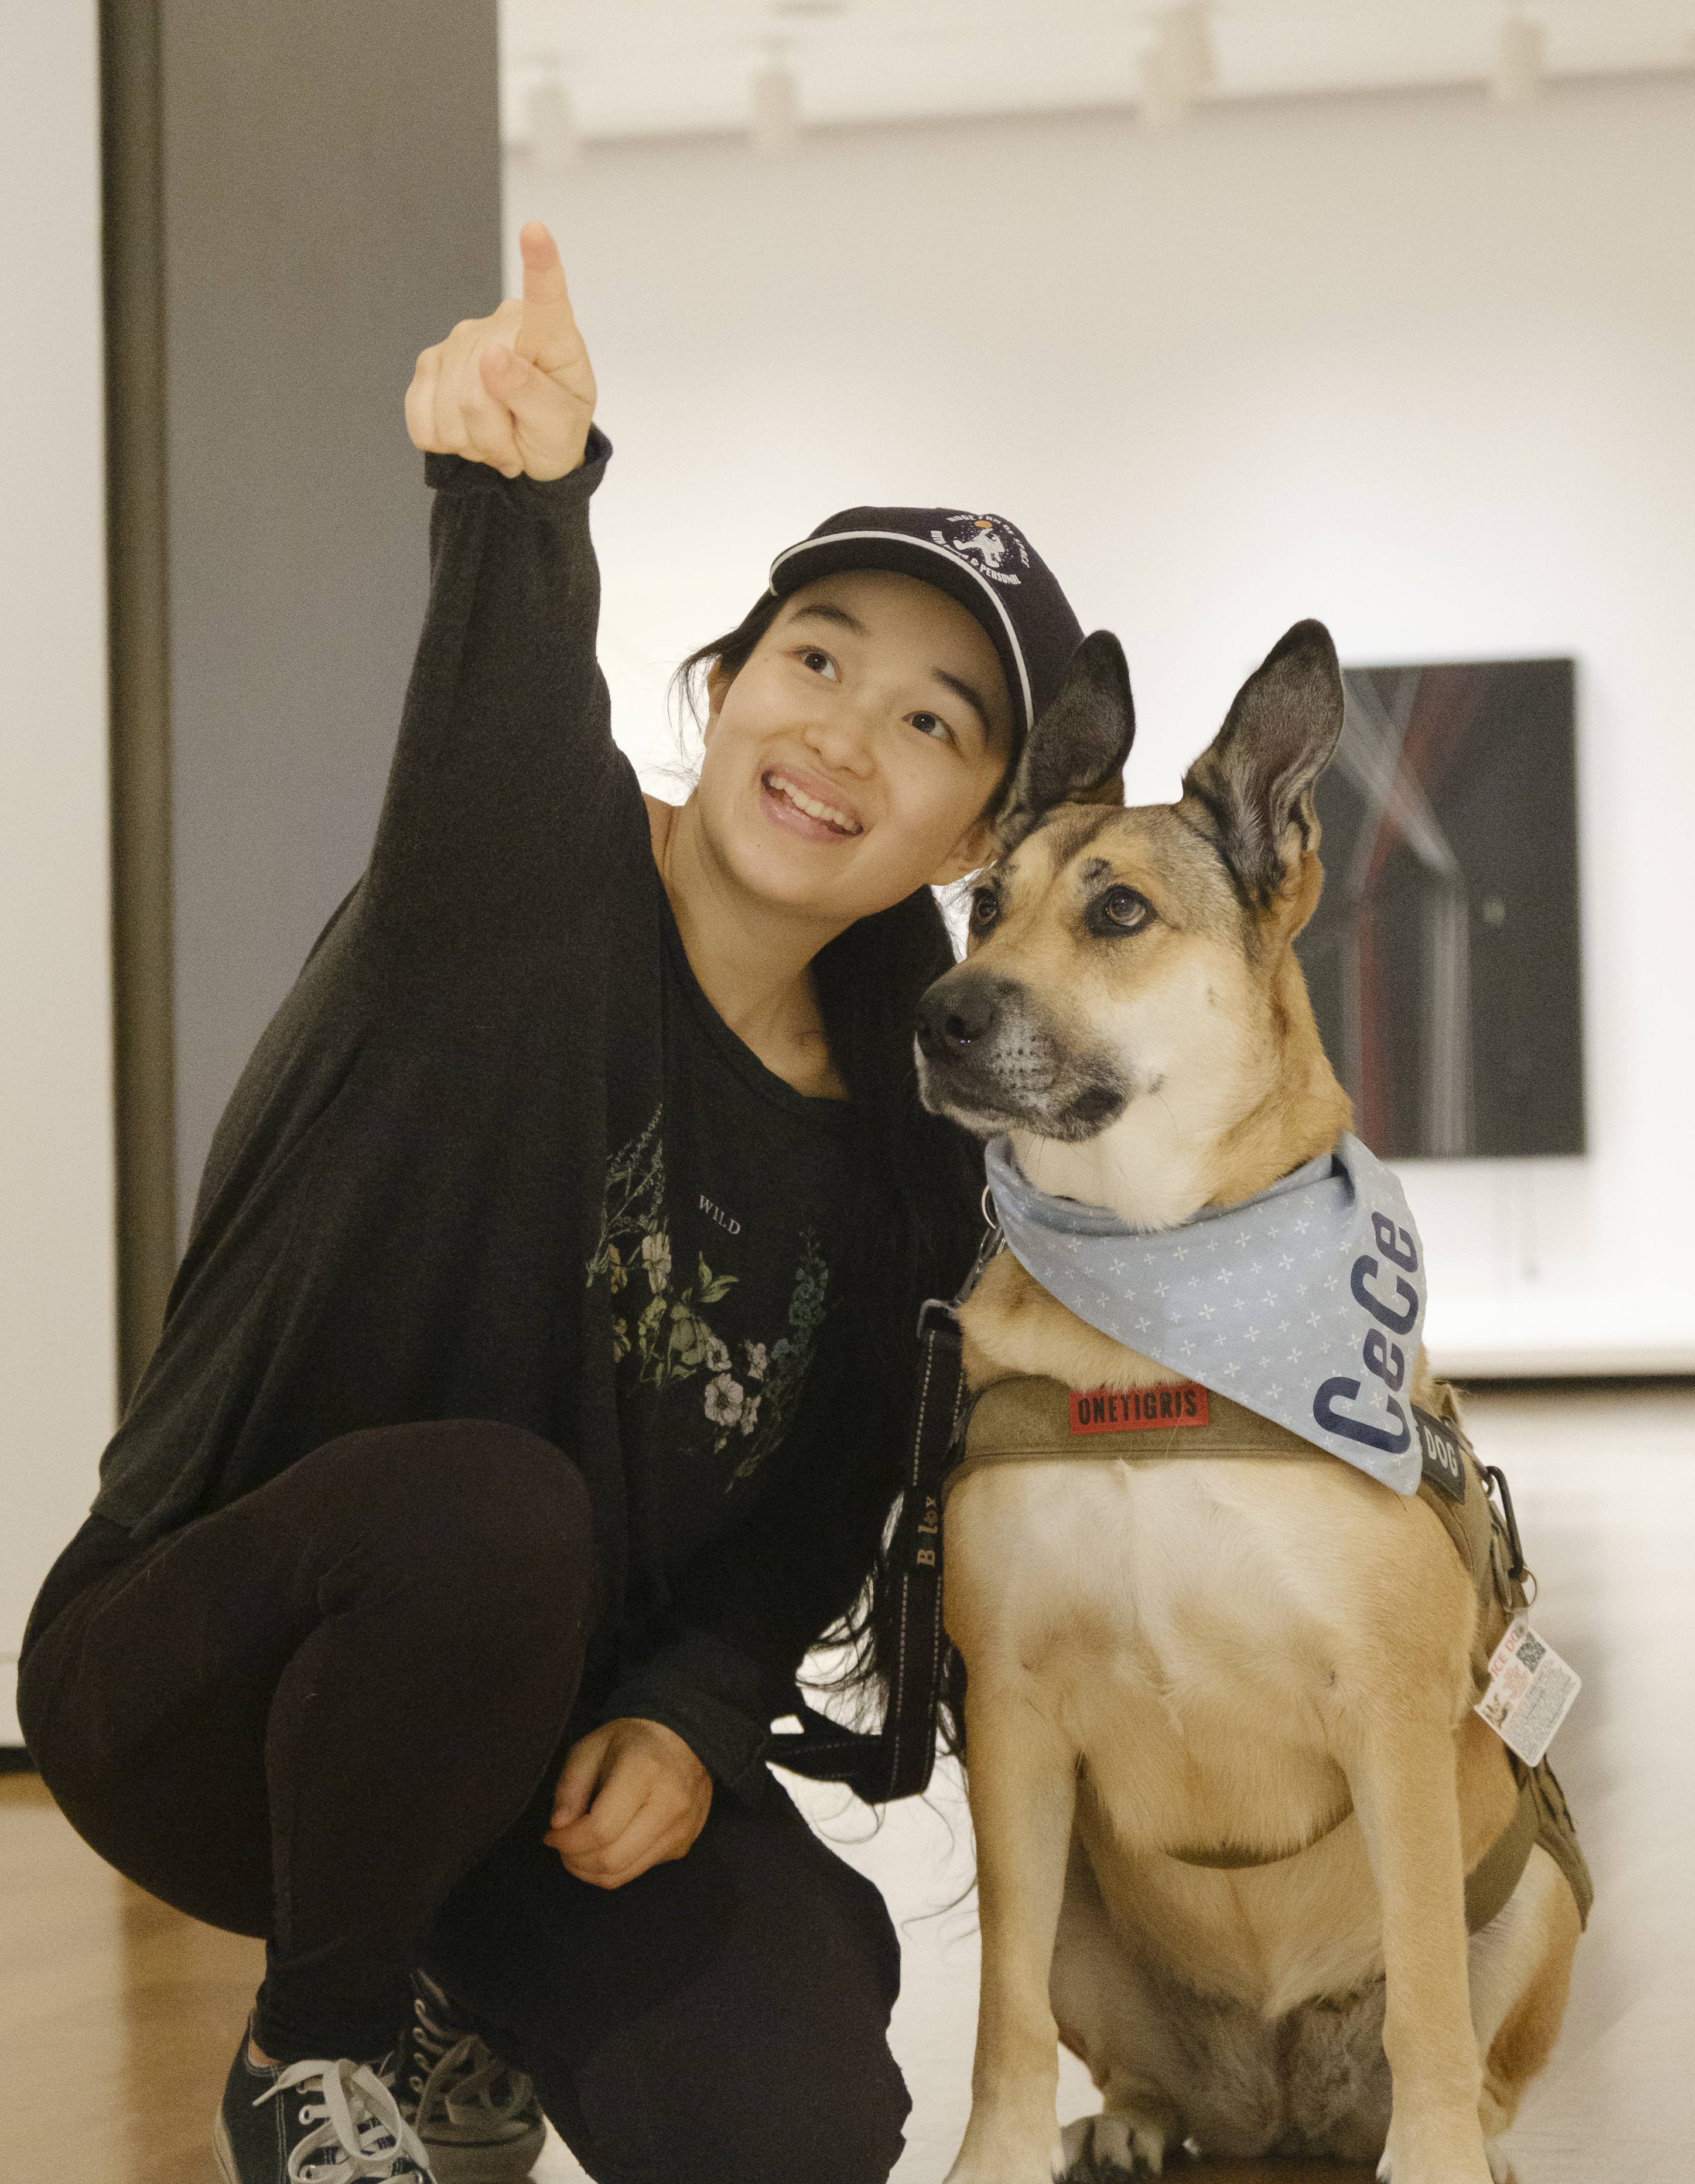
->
<box><xmin>508</xmin><ymin>70</ymin><xmax>1695</xmax><ymax>1377</ymax></box>
<box><xmin>0</xmin><ymin>0</ymin><xmax>115</xmax><ymax>1739</ymax></box>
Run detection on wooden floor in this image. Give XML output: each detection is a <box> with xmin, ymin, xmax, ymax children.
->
<box><xmin>1</xmin><ymin>1771</ymin><xmax>265</xmax><ymax>2182</ymax></box>
<box><xmin>4</xmin><ymin>1382</ymin><xmax>1690</xmax><ymax>2182</ymax></box>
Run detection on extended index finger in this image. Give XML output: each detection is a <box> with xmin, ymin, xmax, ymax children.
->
<box><xmin>515</xmin><ymin>220</ymin><xmax>583</xmax><ymax>370</ymax></box>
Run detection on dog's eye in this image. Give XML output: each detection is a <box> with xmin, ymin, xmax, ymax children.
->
<box><xmin>969</xmin><ymin>887</ymin><xmax>1000</xmax><ymax>932</ymax></box>
<box><xmin>1097</xmin><ymin>886</ymin><xmax>1152</xmax><ymax>933</ymax></box>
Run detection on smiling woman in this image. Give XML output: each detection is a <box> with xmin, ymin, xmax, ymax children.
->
<box><xmin>16</xmin><ymin>220</ymin><xmax>1099</xmax><ymax>2184</ymax></box>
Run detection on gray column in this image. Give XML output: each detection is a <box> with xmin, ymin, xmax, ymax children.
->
<box><xmin>106</xmin><ymin>0</ymin><xmax>501</xmax><ymax>1391</ymax></box>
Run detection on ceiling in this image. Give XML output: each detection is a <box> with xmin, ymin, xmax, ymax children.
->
<box><xmin>498</xmin><ymin>1</ymin><xmax>1695</xmax><ymax>144</ymax></box>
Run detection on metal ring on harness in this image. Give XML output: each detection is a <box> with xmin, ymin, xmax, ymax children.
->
<box><xmin>918</xmin><ymin>1202</ymin><xmax>1004</xmax><ymax>1340</ymax></box>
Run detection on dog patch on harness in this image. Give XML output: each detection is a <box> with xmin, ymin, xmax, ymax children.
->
<box><xmin>1070</xmin><ymin>1383</ymin><xmax>1209</xmax><ymax>1434</ymax></box>
<box><xmin>1413</xmin><ymin>1407</ymin><xmax>1467</xmax><ymax>1503</ymax></box>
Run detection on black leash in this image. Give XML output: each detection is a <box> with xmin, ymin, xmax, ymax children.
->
<box><xmin>767</xmin><ymin>1201</ymin><xmax>1001</xmax><ymax>1803</ymax></box>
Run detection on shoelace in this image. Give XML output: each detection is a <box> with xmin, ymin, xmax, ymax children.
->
<box><xmin>255</xmin><ymin>2057</ymin><xmax>431</xmax><ymax>2182</ymax></box>
<box><xmin>408</xmin><ymin>1988</ymin><xmax>535</xmax><ymax>2134</ymax></box>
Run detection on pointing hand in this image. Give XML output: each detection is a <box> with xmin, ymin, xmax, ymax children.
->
<box><xmin>405</xmin><ymin>222</ymin><xmax>597</xmax><ymax>481</ymax></box>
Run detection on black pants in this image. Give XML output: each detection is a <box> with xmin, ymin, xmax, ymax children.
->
<box><xmin>18</xmin><ymin>1422</ymin><xmax>909</xmax><ymax>2184</ymax></box>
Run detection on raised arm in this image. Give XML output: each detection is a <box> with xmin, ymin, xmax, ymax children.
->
<box><xmin>361</xmin><ymin>226</ymin><xmax>632</xmax><ymax>980</ymax></box>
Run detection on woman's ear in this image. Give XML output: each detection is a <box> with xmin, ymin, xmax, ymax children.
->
<box><xmin>929</xmin><ymin>813</ymin><xmax>996</xmax><ymax>888</ymax></box>
<box><xmin>701</xmin><ymin>659</ymin><xmax>732</xmax><ymax>743</ymax></box>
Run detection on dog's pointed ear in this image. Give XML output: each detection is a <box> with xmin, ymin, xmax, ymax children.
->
<box><xmin>1179</xmin><ymin>619</ymin><xmax>1343</xmax><ymax>911</ymax></box>
<box><xmin>996</xmin><ymin>631</ymin><xmax>1135</xmax><ymax>851</ymax></box>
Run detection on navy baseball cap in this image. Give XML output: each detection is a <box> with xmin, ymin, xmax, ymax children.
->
<box><xmin>768</xmin><ymin>506</ymin><xmax>1085</xmax><ymax>743</ymax></box>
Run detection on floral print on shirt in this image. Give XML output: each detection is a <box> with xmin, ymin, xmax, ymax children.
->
<box><xmin>588</xmin><ymin>1107</ymin><xmax>831</xmax><ymax>1486</ymax></box>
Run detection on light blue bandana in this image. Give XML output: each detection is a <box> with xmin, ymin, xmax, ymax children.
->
<box><xmin>983</xmin><ymin>1134</ymin><xmax>1428</xmax><ymax>1494</ymax></box>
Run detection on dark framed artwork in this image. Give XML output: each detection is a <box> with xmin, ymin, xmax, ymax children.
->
<box><xmin>1296</xmin><ymin>659</ymin><xmax>1584</xmax><ymax>1160</ymax></box>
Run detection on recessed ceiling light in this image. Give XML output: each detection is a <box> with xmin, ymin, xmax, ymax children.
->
<box><xmin>1492</xmin><ymin>15</ymin><xmax>1545</xmax><ymax>107</ymax></box>
<box><xmin>751</xmin><ymin>46</ymin><xmax>802</xmax><ymax>155</ymax></box>
<box><xmin>527</xmin><ymin>74</ymin><xmax>581</xmax><ymax>172</ymax></box>
<box><xmin>1140</xmin><ymin>3</ymin><xmax>1216</xmax><ymax>130</ymax></box>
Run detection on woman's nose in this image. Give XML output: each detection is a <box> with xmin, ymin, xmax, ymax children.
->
<box><xmin>800</xmin><ymin>700</ymin><xmax>876</xmax><ymax>774</ymax></box>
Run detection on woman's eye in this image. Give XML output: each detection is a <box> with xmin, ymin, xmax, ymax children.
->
<box><xmin>801</xmin><ymin>649</ymin><xmax>839</xmax><ymax>680</ymax></box>
<box><xmin>908</xmin><ymin>711</ymin><xmax>953</xmax><ymax>744</ymax></box>
<box><xmin>1101</xmin><ymin>887</ymin><xmax>1151</xmax><ymax>930</ymax></box>
<box><xmin>970</xmin><ymin>888</ymin><xmax>1000</xmax><ymax>930</ymax></box>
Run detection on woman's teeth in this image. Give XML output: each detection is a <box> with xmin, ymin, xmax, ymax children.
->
<box><xmin>765</xmin><ymin>773</ymin><xmax>862</xmax><ymax>835</ymax></box>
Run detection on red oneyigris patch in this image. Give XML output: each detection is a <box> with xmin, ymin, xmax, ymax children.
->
<box><xmin>1069</xmin><ymin>1383</ymin><xmax>1209</xmax><ymax>1434</ymax></box>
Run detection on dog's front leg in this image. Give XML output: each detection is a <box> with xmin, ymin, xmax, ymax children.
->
<box><xmin>1348</xmin><ymin>1709</ymin><xmax>1494</xmax><ymax>2184</ymax></box>
<box><xmin>947</xmin><ymin>1678</ymin><xmax>1078</xmax><ymax>2184</ymax></box>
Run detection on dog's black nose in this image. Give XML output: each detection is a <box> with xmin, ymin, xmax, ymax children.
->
<box><xmin>914</xmin><ymin>974</ymin><xmax>1004</xmax><ymax>1060</ymax></box>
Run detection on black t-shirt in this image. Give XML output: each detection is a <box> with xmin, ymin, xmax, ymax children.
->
<box><xmin>612</xmin><ymin>910</ymin><xmax>852</xmax><ymax>1579</ymax></box>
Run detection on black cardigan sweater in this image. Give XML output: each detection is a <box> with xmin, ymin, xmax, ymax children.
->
<box><xmin>71</xmin><ymin>438</ymin><xmax>904</xmax><ymax>1804</ymax></box>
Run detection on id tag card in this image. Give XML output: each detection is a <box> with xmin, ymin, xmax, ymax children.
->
<box><xmin>1474</xmin><ymin>1616</ymin><xmax>1581</xmax><ymax>1766</ymax></box>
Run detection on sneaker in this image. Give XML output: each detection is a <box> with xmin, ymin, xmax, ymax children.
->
<box><xmin>398</xmin><ymin>1973</ymin><xmax>546</xmax><ymax>2183</ymax></box>
<box><xmin>214</xmin><ymin>2031</ymin><xmax>436</xmax><ymax>2182</ymax></box>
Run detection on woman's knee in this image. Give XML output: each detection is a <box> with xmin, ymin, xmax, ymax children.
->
<box><xmin>536</xmin><ymin>2034</ymin><xmax>910</xmax><ymax>2184</ymax></box>
<box><xmin>300</xmin><ymin>1418</ymin><xmax>597</xmax><ymax>1600</ymax></box>
<box><xmin>528</xmin><ymin>1816</ymin><xmax>908</xmax><ymax>2182</ymax></box>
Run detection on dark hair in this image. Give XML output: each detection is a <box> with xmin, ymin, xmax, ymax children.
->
<box><xmin>674</xmin><ymin>589</ymin><xmax>785</xmax><ymax>718</ymax></box>
<box><xmin>674</xmin><ymin>596</ymin><xmax>986</xmax><ymax>1737</ymax></box>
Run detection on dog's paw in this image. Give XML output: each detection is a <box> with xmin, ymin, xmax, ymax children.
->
<box><xmin>1060</xmin><ymin>2111</ymin><xmax>1167</xmax><ymax>2180</ymax></box>
<box><xmin>1375</xmin><ymin>2139</ymin><xmax>1506</xmax><ymax>2184</ymax></box>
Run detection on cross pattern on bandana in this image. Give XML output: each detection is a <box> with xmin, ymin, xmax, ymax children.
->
<box><xmin>984</xmin><ymin>1135</ymin><xmax>1427</xmax><ymax>1495</ymax></box>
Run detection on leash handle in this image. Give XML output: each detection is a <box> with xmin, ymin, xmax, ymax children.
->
<box><xmin>768</xmin><ymin>1210</ymin><xmax>996</xmax><ymax>1803</ymax></box>
<box><xmin>879</xmin><ymin>1303</ymin><xmax>965</xmax><ymax>1798</ymax></box>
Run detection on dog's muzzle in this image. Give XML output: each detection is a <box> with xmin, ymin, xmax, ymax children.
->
<box><xmin>913</xmin><ymin>967</ymin><xmax>1127</xmax><ymax>1141</ymax></box>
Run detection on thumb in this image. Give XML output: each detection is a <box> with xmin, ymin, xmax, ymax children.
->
<box><xmin>478</xmin><ymin>342</ymin><xmax>584</xmax><ymax>480</ymax></box>
<box><xmin>552</xmin><ymin>1728</ymin><xmax>612</xmax><ymax>1827</ymax></box>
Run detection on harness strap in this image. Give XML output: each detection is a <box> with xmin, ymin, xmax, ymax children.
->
<box><xmin>1167</xmin><ymin>1797</ymin><xmax>1355</xmax><ymax>1871</ymax></box>
<box><xmin>1170</xmin><ymin>1767</ymin><xmax>1559</xmax><ymax>1937</ymax></box>
<box><xmin>1463</xmin><ymin>1774</ymin><xmax>1540</xmax><ymax>1934</ymax></box>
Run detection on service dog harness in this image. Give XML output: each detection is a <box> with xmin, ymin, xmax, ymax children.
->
<box><xmin>773</xmin><ymin>1139</ymin><xmax>1590</xmax><ymax>1940</ymax></box>
<box><xmin>946</xmin><ymin>1371</ymin><xmax>1592</xmax><ymax>1933</ymax></box>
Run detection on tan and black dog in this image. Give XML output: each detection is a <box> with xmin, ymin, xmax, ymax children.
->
<box><xmin>913</xmin><ymin>625</ymin><xmax>1583</xmax><ymax>2184</ymax></box>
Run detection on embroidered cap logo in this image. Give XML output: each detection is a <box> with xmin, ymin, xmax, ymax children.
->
<box><xmin>931</xmin><ymin>514</ymin><xmax>1030</xmax><ymax>587</ymax></box>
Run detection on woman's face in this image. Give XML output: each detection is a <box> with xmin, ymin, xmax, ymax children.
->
<box><xmin>694</xmin><ymin>570</ymin><xmax>1014</xmax><ymax>928</ymax></box>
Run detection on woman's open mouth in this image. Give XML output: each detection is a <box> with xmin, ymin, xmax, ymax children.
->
<box><xmin>761</xmin><ymin>770</ymin><xmax>864</xmax><ymax>839</ymax></box>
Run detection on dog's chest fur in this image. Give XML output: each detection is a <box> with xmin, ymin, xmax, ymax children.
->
<box><xmin>944</xmin><ymin>1389</ymin><xmax>1477</xmax><ymax>2014</ymax></box>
